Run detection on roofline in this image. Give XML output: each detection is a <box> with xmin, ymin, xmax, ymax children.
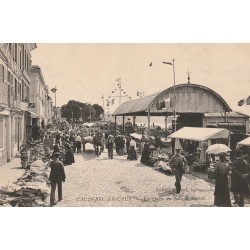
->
<box><xmin>113</xmin><ymin>82</ymin><xmax>232</xmax><ymax>116</ymax></box>
<box><xmin>150</xmin><ymin>83</ymin><xmax>231</xmax><ymax>112</ymax></box>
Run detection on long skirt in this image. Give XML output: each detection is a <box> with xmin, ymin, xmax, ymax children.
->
<box><xmin>64</xmin><ymin>150</ymin><xmax>75</xmax><ymax>165</ymax></box>
<box><xmin>127</xmin><ymin>146</ymin><xmax>137</xmax><ymax>160</ymax></box>
<box><xmin>214</xmin><ymin>174</ymin><xmax>231</xmax><ymax>207</ymax></box>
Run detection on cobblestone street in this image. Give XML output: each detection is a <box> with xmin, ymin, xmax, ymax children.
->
<box><xmin>55</xmin><ymin>144</ymin><xmax>216</xmax><ymax>207</ymax></box>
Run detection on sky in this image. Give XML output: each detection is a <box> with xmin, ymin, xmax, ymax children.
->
<box><xmin>31</xmin><ymin>43</ymin><xmax>250</xmax><ymax>116</ymax></box>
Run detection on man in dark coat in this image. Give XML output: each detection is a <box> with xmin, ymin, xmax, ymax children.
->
<box><xmin>231</xmin><ymin>150</ymin><xmax>249</xmax><ymax>207</ymax></box>
<box><xmin>49</xmin><ymin>152</ymin><xmax>66</xmax><ymax>206</ymax></box>
<box><xmin>106</xmin><ymin>135</ymin><xmax>114</xmax><ymax>159</ymax></box>
<box><xmin>169</xmin><ymin>148</ymin><xmax>188</xmax><ymax>194</ymax></box>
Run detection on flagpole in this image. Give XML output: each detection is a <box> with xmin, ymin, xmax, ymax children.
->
<box><xmin>119</xmin><ymin>78</ymin><xmax>121</xmax><ymax>105</ymax></box>
<box><xmin>172</xmin><ymin>59</ymin><xmax>176</xmax><ymax>132</ymax></box>
<box><xmin>103</xmin><ymin>95</ymin><xmax>105</xmax><ymax>121</ymax></box>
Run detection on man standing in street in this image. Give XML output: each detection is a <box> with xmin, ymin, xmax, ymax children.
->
<box><xmin>169</xmin><ymin>148</ymin><xmax>188</xmax><ymax>194</ymax></box>
<box><xmin>231</xmin><ymin>150</ymin><xmax>249</xmax><ymax>207</ymax></box>
<box><xmin>49</xmin><ymin>152</ymin><xmax>66</xmax><ymax>206</ymax></box>
<box><xmin>106</xmin><ymin>135</ymin><xmax>114</xmax><ymax>159</ymax></box>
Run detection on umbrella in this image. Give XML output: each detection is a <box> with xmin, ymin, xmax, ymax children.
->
<box><xmin>130</xmin><ymin>133</ymin><xmax>142</xmax><ymax>140</ymax></box>
<box><xmin>206</xmin><ymin>144</ymin><xmax>231</xmax><ymax>154</ymax></box>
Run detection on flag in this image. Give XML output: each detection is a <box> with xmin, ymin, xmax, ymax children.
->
<box><xmin>164</xmin><ymin>98</ymin><xmax>171</xmax><ymax>108</ymax></box>
<box><xmin>149</xmin><ymin>62</ymin><xmax>152</xmax><ymax>67</ymax></box>
<box><xmin>116</xmin><ymin>78</ymin><xmax>121</xmax><ymax>86</ymax></box>
<box><xmin>50</xmin><ymin>87</ymin><xmax>57</xmax><ymax>93</ymax></box>
<box><xmin>160</xmin><ymin>101</ymin><xmax>165</xmax><ymax>109</ymax></box>
<box><xmin>156</xmin><ymin>103</ymin><xmax>161</xmax><ymax>110</ymax></box>
<box><xmin>247</xmin><ymin>96</ymin><xmax>250</xmax><ymax>105</ymax></box>
<box><xmin>238</xmin><ymin>99</ymin><xmax>245</xmax><ymax>106</ymax></box>
<box><xmin>162</xmin><ymin>61</ymin><xmax>172</xmax><ymax>65</ymax></box>
<box><xmin>170</xmin><ymin>95</ymin><xmax>176</xmax><ymax>108</ymax></box>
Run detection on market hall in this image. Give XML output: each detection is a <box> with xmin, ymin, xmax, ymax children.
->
<box><xmin>113</xmin><ymin>82</ymin><xmax>249</xmax><ymax>153</ymax></box>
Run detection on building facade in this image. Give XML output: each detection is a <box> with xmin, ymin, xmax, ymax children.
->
<box><xmin>0</xmin><ymin>43</ymin><xmax>38</xmax><ymax>166</ymax></box>
<box><xmin>30</xmin><ymin>65</ymin><xmax>53</xmax><ymax>128</ymax></box>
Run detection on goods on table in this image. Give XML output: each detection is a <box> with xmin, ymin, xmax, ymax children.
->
<box><xmin>153</xmin><ymin>161</ymin><xmax>172</xmax><ymax>174</ymax></box>
<box><xmin>0</xmin><ymin>160</ymin><xmax>50</xmax><ymax>207</ymax></box>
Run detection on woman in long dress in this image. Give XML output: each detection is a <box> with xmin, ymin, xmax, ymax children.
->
<box><xmin>64</xmin><ymin>141</ymin><xmax>75</xmax><ymax>165</ymax></box>
<box><xmin>214</xmin><ymin>153</ymin><xmax>231</xmax><ymax>207</ymax></box>
<box><xmin>140</xmin><ymin>143</ymin><xmax>151</xmax><ymax>166</ymax></box>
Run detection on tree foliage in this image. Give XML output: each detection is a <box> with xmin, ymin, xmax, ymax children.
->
<box><xmin>61</xmin><ymin>100</ymin><xmax>104</xmax><ymax>123</ymax></box>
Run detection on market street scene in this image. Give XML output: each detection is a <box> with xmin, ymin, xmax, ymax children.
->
<box><xmin>1</xmin><ymin>43</ymin><xmax>250</xmax><ymax>207</ymax></box>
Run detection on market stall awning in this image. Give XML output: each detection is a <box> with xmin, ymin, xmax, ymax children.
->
<box><xmin>82</xmin><ymin>122</ymin><xmax>97</xmax><ymax>128</ymax></box>
<box><xmin>113</xmin><ymin>91</ymin><xmax>162</xmax><ymax>116</ymax></box>
<box><xmin>168</xmin><ymin>127</ymin><xmax>230</xmax><ymax>141</ymax></box>
<box><xmin>237</xmin><ymin>136</ymin><xmax>250</xmax><ymax>147</ymax></box>
<box><xmin>26</xmin><ymin>110</ymin><xmax>39</xmax><ymax>117</ymax></box>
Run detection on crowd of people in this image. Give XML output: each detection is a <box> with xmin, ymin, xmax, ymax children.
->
<box><xmin>30</xmin><ymin>123</ymin><xmax>250</xmax><ymax>207</ymax></box>
<box><xmin>213</xmin><ymin>148</ymin><xmax>250</xmax><ymax>207</ymax></box>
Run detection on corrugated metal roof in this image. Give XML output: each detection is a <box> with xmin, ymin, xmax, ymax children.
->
<box><xmin>113</xmin><ymin>83</ymin><xmax>231</xmax><ymax>116</ymax></box>
<box><xmin>113</xmin><ymin>91</ymin><xmax>162</xmax><ymax>116</ymax></box>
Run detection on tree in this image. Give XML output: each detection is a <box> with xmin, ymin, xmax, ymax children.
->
<box><xmin>93</xmin><ymin>104</ymin><xmax>104</xmax><ymax>120</ymax></box>
<box><xmin>61</xmin><ymin>100</ymin><xmax>103</xmax><ymax>123</ymax></box>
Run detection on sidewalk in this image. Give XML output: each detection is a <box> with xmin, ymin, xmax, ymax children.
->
<box><xmin>0</xmin><ymin>158</ymin><xmax>25</xmax><ymax>188</ymax></box>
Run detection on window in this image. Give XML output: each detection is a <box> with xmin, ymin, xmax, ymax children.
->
<box><xmin>0</xmin><ymin>117</ymin><xmax>4</xmax><ymax>148</ymax></box>
<box><xmin>14</xmin><ymin>43</ymin><xmax>17</xmax><ymax>62</ymax></box>
<box><xmin>22</xmin><ymin>47</ymin><xmax>25</xmax><ymax>69</ymax></box>
<box><xmin>19</xmin><ymin>50</ymin><xmax>22</xmax><ymax>69</ymax></box>
<box><xmin>15</xmin><ymin>78</ymin><xmax>17</xmax><ymax>100</ymax></box>
<box><xmin>8</xmin><ymin>71</ymin><xmax>11</xmax><ymax>83</ymax></box>
<box><xmin>0</xmin><ymin>64</ymin><xmax>4</xmax><ymax>82</ymax></box>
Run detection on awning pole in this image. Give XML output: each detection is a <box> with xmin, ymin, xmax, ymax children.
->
<box><xmin>148</xmin><ymin>109</ymin><xmax>150</xmax><ymax>136</ymax></box>
<box><xmin>114</xmin><ymin>116</ymin><xmax>117</xmax><ymax>134</ymax></box>
<box><xmin>133</xmin><ymin>115</ymin><xmax>136</xmax><ymax>131</ymax></box>
<box><xmin>165</xmin><ymin>115</ymin><xmax>168</xmax><ymax>131</ymax></box>
<box><xmin>122</xmin><ymin>116</ymin><xmax>125</xmax><ymax>135</ymax></box>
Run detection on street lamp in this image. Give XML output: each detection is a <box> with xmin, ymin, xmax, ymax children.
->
<box><xmin>163</xmin><ymin>59</ymin><xmax>176</xmax><ymax>132</ymax></box>
<box><xmin>50</xmin><ymin>86</ymin><xmax>58</xmax><ymax>126</ymax></box>
<box><xmin>150</xmin><ymin>60</ymin><xmax>176</xmax><ymax>132</ymax></box>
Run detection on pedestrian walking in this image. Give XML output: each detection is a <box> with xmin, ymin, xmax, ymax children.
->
<box><xmin>140</xmin><ymin>143</ymin><xmax>151</xmax><ymax>166</ymax></box>
<box><xmin>214</xmin><ymin>153</ymin><xmax>231</xmax><ymax>207</ymax></box>
<box><xmin>69</xmin><ymin>133</ymin><xmax>76</xmax><ymax>153</ymax></box>
<box><xmin>169</xmin><ymin>148</ymin><xmax>188</xmax><ymax>194</ymax></box>
<box><xmin>140</xmin><ymin>135</ymin><xmax>147</xmax><ymax>154</ymax></box>
<box><xmin>106</xmin><ymin>135</ymin><xmax>114</xmax><ymax>159</ymax></box>
<box><xmin>76</xmin><ymin>133</ymin><xmax>82</xmax><ymax>153</ymax></box>
<box><xmin>49</xmin><ymin>152</ymin><xmax>66</xmax><ymax>206</ymax></box>
<box><xmin>55</xmin><ymin>131</ymin><xmax>61</xmax><ymax>145</ymax></box>
<box><xmin>53</xmin><ymin>142</ymin><xmax>60</xmax><ymax>155</ymax></box>
<box><xmin>64</xmin><ymin>140</ymin><xmax>75</xmax><ymax>165</ymax></box>
<box><xmin>155</xmin><ymin>135</ymin><xmax>162</xmax><ymax>154</ymax></box>
<box><xmin>127</xmin><ymin>138</ymin><xmax>138</xmax><ymax>160</ymax></box>
<box><xmin>231</xmin><ymin>150</ymin><xmax>249</xmax><ymax>207</ymax></box>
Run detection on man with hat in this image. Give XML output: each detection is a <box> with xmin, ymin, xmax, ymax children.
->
<box><xmin>106</xmin><ymin>135</ymin><xmax>114</xmax><ymax>159</ymax></box>
<box><xmin>169</xmin><ymin>148</ymin><xmax>188</xmax><ymax>194</ymax></box>
<box><xmin>49</xmin><ymin>152</ymin><xmax>66</xmax><ymax>206</ymax></box>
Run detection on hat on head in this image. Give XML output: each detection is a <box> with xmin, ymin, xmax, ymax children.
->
<box><xmin>197</xmin><ymin>147</ymin><xmax>202</xmax><ymax>151</ymax></box>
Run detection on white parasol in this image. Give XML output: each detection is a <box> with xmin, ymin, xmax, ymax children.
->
<box><xmin>206</xmin><ymin>144</ymin><xmax>231</xmax><ymax>154</ymax></box>
<box><xmin>130</xmin><ymin>133</ymin><xmax>142</xmax><ymax>140</ymax></box>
